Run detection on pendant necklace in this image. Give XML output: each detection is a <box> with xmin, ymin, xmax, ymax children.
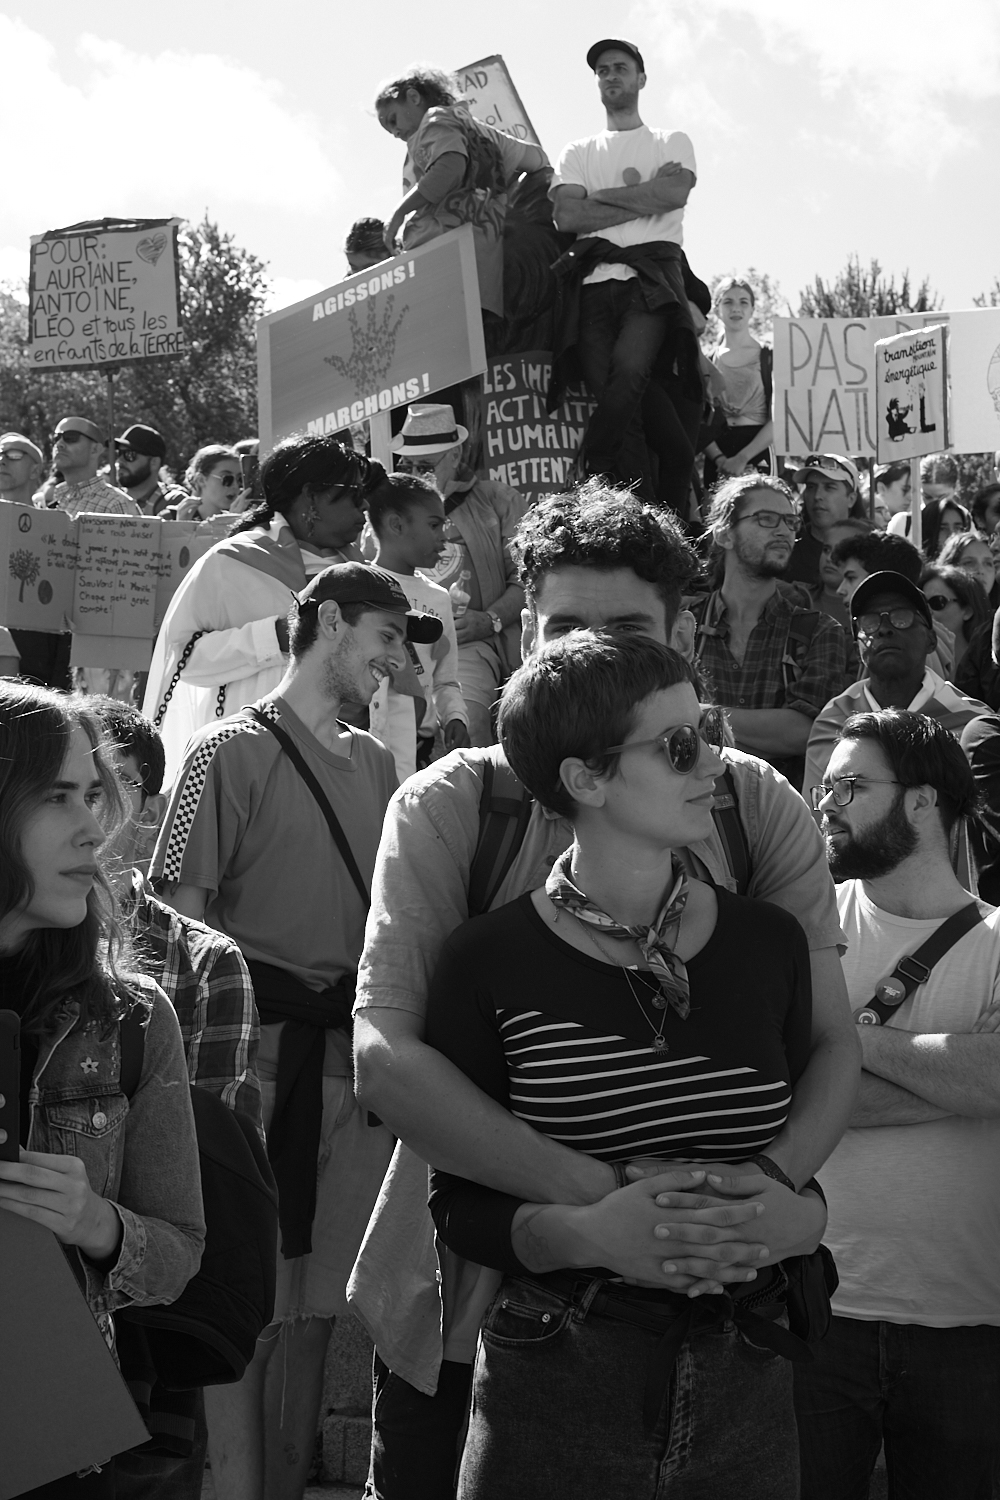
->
<box><xmin>555</xmin><ymin>908</ymin><xmax>670</xmax><ymax>1053</ymax></box>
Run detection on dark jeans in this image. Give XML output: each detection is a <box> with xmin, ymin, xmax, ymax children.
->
<box><xmin>113</xmin><ymin>1389</ymin><xmax>208</xmax><ymax>1500</ymax></box>
<box><xmin>367</xmin><ymin>1354</ymin><xmax>473</xmax><ymax>1500</ymax></box>
<box><xmin>794</xmin><ymin>1314</ymin><xmax>1000</xmax><ymax>1500</ymax></box>
<box><xmin>457</xmin><ymin>1274</ymin><xmax>798</xmax><ymax>1500</ymax></box>
<box><xmin>576</xmin><ymin>280</ymin><xmax>683</xmax><ymax>504</ymax></box>
<box><xmin>641</xmin><ymin>381</ymin><xmax>703</xmax><ymax>519</ymax></box>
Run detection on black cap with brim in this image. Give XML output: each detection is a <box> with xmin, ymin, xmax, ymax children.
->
<box><xmin>295</xmin><ymin>562</ymin><xmax>443</xmax><ymax>644</ymax></box>
<box><xmin>850</xmin><ymin>570</ymin><xmax>933</xmax><ymax>629</ymax></box>
<box><xmin>587</xmin><ymin>38</ymin><xmax>645</xmax><ymax>72</ymax></box>
<box><xmin>115</xmin><ymin>423</ymin><xmax>166</xmax><ymax>459</ymax></box>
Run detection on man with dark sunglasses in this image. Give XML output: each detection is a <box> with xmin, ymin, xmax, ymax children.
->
<box><xmin>115</xmin><ymin>423</ymin><xmax>188</xmax><ymax>516</ymax></box>
<box><xmin>350</xmin><ymin>481</ymin><xmax>860</xmax><ymax>1500</ymax></box>
<box><xmin>805</xmin><ymin>570</ymin><xmax>988</xmax><ymax>798</ymax></box>
<box><xmin>692</xmin><ymin>473</ymin><xmax>849</xmax><ymax>790</ymax></box>
<box><xmin>49</xmin><ymin>415</ymin><xmax>139</xmax><ymax>517</ymax></box>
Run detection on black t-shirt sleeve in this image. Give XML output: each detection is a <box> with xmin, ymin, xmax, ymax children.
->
<box><xmin>782</xmin><ymin>915</ymin><xmax>814</xmax><ymax>1088</ymax></box>
<box><xmin>424</xmin><ymin>912</ymin><xmax>531</xmax><ymax>1271</ymax></box>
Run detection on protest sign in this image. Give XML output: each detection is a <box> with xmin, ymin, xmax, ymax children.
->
<box><xmin>155</xmin><ymin>521</ymin><xmax>215</xmax><ymax>630</ymax></box>
<box><xmin>480</xmin><ymin>352</ymin><xmax>594</xmax><ymax>502</ymax></box>
<box><xmin>455</xmin><ymin>54</ymin><xmax>541</xmax><ymax>144</ymax></box>
<box><xmin>0</xmin><ymin>503</ymin><xmax>77</xmax><ymax>631</ymax></box>
<box><xmin>28</xmin><ymin>218</ymin><xmax>187</xmax><ymax>372</ymax></box>
<box><xmin>874</xmin><ymin>325</ymin><xmax>948</xmax><ymax>462</ymax></box>
<box><xmin>257</xmin><ymin>226</ymin><xmax>487</xmax><ymax>452</ymax></box>
<box><xmin>773</xmin><ymin>309</ymin><xmax>1000</xmax><ymax>456</ymax></box>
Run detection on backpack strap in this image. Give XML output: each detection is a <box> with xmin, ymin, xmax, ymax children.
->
<box><xmin>711</xmin><ymin>765</ymin><xmax>752</xmax><ymax>897</ymax></box>
<box><xmin>247</xmin><ymin>707</ymin><xmax>369</xmax><ymax>909</ymax></box>
<box><xmin>468</xmin><ymin>749</ymin><xmax>534</xmax><ymax>918</ymax></box>
<box><xmin>119</xmin><ymin>1002</ymin><xmax>147</xmax><ymax>1101</ymax></box>
<box><xmin>760</xmin><ymin>344</ymin><xmax>773</xmax><ymax>414</ymax></box>
<box><xmin>855</xmin><ymin>902</ymin><xmax>983</xmax><ymax>1025</ymax></box>
<box><xmin>781</xmin><ymin>609</ymin><xmax>821</xmax><ymax>700</ymax></box>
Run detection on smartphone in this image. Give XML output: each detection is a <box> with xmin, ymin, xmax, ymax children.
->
<box><xmin>240</xmin><ymin>452</ymin><xmax>262</xmax><ymax>498</ymax></box>
<box><xmin>0</xmin><ymin>1010</ymin><xmax>19</xmax><ymax>1162</ymax></box>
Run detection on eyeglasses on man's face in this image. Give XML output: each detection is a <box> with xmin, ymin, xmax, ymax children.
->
<box><xmin>55</xmin><ymin>431</ymin><xmax>95</xmax><ymax>446</ymax></box>
<box><xmin>395</xmin><ymin>458</ymin><xmax>439</xmax><ymax>476</ymax></box>
<box><xmin>854</xmin><ymin>608</ymin><xmax>923</xmax><ymax>638</ymax></box>
<box><xmin>810</xmin><ymin>775</ymin><xmax>906</xmax><ymax>810</ymax></box>
<box><xmin>605</xmin><ymin>706</ymin><xmax>727</xmax><ymax>776</ymax></box>
<box><xmin>733</xmin><ymin>510</ymin><xmax>796</xmax><ymax>532</ymax></box>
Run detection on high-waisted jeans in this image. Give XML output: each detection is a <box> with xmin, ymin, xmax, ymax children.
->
<box><xmin>457</xmin><ymin>1272</ymin><xmax>800</xmax><ymax>1500</ymax></box>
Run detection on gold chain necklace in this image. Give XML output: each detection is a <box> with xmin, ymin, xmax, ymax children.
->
<box><xmin>555</xmin><ymin>909</ymin><xmax>669</xmax><ymax>1053</ymax></box>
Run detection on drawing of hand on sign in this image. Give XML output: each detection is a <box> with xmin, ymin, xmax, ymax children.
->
<box><xmin>324</xmin><ymin>296</ymin><xmax>409</xmax><ymax>399</ymax></box>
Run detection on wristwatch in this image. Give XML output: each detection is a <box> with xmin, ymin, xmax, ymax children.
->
<box><xmin>487</xmin><ymin>610</ymin><xmax>503</xmax><ymax>635</ymax></box>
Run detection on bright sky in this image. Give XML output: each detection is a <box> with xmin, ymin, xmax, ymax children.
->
<box><xmin>3</xmin><ymin>0</ymin><xmax>998</xmax><ymax>315</ymax></box>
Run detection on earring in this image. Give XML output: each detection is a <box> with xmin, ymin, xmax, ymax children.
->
<box><xmin>306</xmin><ymin>503</ymin><xmax>318</xmax><ymax>539</ymax></box>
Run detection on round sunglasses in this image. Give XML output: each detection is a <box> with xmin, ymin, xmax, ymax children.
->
<box><xmin>604</xmin><ymin>706</ymin><xmax>727</xmax><ymax>775</ymax></box>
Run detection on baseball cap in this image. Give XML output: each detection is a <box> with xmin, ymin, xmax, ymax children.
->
<box><xmin>586</xmin><ymin>38</ymin><xmax>645</xmax><ymax>72</ymax></box>
<box><xmin>295</xmin><ymin>562</ymin><xmax>443</xmax><ymax>644</ymax></box>
<box><xmin>115</xmin><ymin>424</ymin><xmax>166</xmax><ymax>459</ymax></box>
<box><xmin>0</xmin><ymin>432</ymin><xmax>44</xmax><ymax>466</ymax></box>
<box><xmin>849</xmin><ymin>570</ymin><xmax>933</xmax><ymax>629</ymax></box>
<box><xmin>55</xmin><ymin>417</ymin><xmax>105</xmax><ymax>444</ymax></box>
<box><xmin>794</xmin><ymin>453</ymin><xmax>860</xmax><ymax>492</ymax></box>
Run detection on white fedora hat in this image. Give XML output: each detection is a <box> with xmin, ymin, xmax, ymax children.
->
<box><xmin>391</xmin><ymin>403</ymin><xmax>469</xmax><ymax>457</ymax></box>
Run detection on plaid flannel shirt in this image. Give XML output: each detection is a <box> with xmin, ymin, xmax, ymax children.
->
<box><xmin>130</xmin><ymin>870</ymin><xmax>263</xmax><ymax>1138</ymax></box>
<box><xmin>694</xmin><ymin>584</ymin><xmax>848</xmax><ymax>720</ymax></box>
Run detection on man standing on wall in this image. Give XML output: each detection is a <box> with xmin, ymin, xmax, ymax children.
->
<box><xmin>549</xmin><ymin>39</ymin><xmax>702</xmax><ymax>514</ymax></box>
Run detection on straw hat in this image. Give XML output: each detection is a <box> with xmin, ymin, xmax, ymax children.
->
<box><xmin>391</xmin><ymin>404</ymin><xmax>468</xmax><ymax>457</ymax></box>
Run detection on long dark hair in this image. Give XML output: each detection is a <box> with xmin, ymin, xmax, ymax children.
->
<box><xmin>920</xmin><ymin>562</ymin><xmax>991</xmax><ymax>646</ymax></box>
<box><xmin>232</xmin><ymin>434</ymin><xmax>384</xmax><ymax>534</ymax></box>
<box><xmin>921</xmin><ymin>498</ymin><xmax>972</xmax><ymax>559</ymax></box>
<box><xmin>0</xmin><ymin>683</ymin><xmax>138</xmax><ymax>1035</ymax></box>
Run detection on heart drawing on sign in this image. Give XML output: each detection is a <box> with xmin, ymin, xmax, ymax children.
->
<box><xmin>136</xmin><ymin>232</ymin><xmax>168</xmax><ymax>266</ymax></box>
<box><xmin>622</xmin><ymin>168</ymin><xmax>642</xmax><ymax>185</ymax></box>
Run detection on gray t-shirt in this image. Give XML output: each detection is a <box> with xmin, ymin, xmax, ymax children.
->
<box><xmin>152</xmin><ymin>694</ymin><xmax>397</xmax><ymax>1073</ymax></box>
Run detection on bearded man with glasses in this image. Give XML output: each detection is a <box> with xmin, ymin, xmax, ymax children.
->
<box><xmin>804</xmin><ymin>570</ymin><xmax>988</xmax><ymax>799</ymax></box>
<box><xmin>691</xmin><ymin>474</ymin><xmax>849</xmax><ymax>789</ymax></box>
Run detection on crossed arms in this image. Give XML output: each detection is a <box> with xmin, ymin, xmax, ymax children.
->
<box><xmin>551</xmin><ymin>162</ymin><xmax>695</xmax><ymax>235</ymax></box>
<box><xmin>851</xmin><ymin>1022</ymin><xmax>1000</xmax><ymax>1127</ymax></box>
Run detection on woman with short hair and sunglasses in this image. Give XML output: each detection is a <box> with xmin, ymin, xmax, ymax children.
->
<box><xmin>419</xmin><ymin>632</ymin><xmax>827</xmax><ymax>1500</ymax></box>
<box><xmin>142</xmin><ymin>434</ymin><xmax>384</xmax><ymax>789</ymax></box>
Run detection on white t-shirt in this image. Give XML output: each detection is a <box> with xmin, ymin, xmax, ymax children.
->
<box><xmin>367</xmin><ymin>568</ymin><xmax>467</xmax><ymax>784</ymax></box>
<box><xmin>552</xmin><ymin>125</ymin><xmax>696</xmax><ymax>285</ymax></box>
<box><xmin>822</xmin><ymin>881</ymin><xmax>1000</xmax><ymax>1326</ymax></box>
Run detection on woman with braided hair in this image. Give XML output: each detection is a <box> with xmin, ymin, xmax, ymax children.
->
<box><xmin>142</xmin><ymin>435</ymin><xmax>383</xmax><ymax>790</ymax></box>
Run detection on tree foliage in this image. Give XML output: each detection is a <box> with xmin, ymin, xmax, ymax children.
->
<box><xmin>0</xmin><ymin>217</ymin><xmax>268</xmax><ymax>472</ymax></box>
<box><xmin>798</xmin><ymin>256</ymin><xmax>941</xmax><ymax>318</ymax></box>
<box><xmin>973</xmin><ymin>277</ymin><xmax>1000</xmax><ymax>309</ymax></box>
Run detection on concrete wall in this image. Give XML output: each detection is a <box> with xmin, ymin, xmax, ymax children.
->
<box><xmin>321</xmin><ymin>1314</ymin><xmax>374</xmax><ymax>1486</ymax></box>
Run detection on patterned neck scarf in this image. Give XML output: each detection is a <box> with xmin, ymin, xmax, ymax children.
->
<box><xmin>545</xmin><ymin>848</ymin><xmax>691</xmax><ymax>1019</ymax></box>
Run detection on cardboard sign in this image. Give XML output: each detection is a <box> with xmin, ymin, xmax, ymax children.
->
<box><xmin>28</xmin><ymin>218</ymin><xmax>187</xmax><ymax>372</ymax></box>
<box><xmin>773</xmin><ymin>309</ymin><xmax>1000</xmax><ymax>456</ymax></box>
<box><xmin>155</xmin><ymin>521</ymin><xmax>216</xmax><ymax>631</ymax></box>
<box><xmin>73</xmin><ymin>514</ymin><xmax>159</xmax><ymax>640</ymax></box>
<box><xmin>480</xmin><ymin>352</ymin><xmax>594</xmax><ymax>502</ymax></box>
<box><xmin>256</xmin><ymin>225</ymin><xmax>487</xmax><ymax>451</ymax></box>
<box><xmin>455</xmin><ymin>54</ymin><xmax>541</xmax><ymax>144</ymax></box>
<box><xmin>0</xmin><ymin>1213</ymin><xmax>149</xmax><ymax>1496</ymax></box>
<box><xmin>874</xmin><ymin>325</ymin><xmax>949</xmax><ymax>462</ymax></box>
<box><xmin>0</xmin><ymin>503</ymin><xmax>77</xmax><ymax>630</ymax></box>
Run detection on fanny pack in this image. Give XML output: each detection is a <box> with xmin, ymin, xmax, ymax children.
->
<box><xmin>856</xmin><ymin>902</ymin><xmax>983</xmax><ymax>1026</ymax></box>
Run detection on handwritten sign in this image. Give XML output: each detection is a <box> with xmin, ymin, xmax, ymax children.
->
<box><xmin>481</xmin><ymin>352</ymin><xmax>594</xmax><ymax>501</ymax></box>
<box><xmin>455</xmin><ymin>54</ymin><xmax>540</xmax><ymax>145</ymax></box>
<box><xmin>773</xmin><ymin>309</ymin><xmax>1000</xmax><ymax>457</ymax></box>
<box><xmin>73</xmin><ymin>515</ymin><xmax>159</xmax><ymax>640</ymax></box>
<box><xmin>257</xmin><ymin>226</ymin><xmax>486</xmax><ymax>452</ymax></box>
<box><xmin>874</xmin><ymin>325</ymin><xmax>949</xmax><ymax>462</ymax></box>
<box><xmin>0</xmin><ymin>505</ymin><xmax>76</xmax><ymax>630</ymax></box>
<box><xmin>28</xmin><ymin>219</ymin><xmax>187</xmax><ymax>371</ymax></box>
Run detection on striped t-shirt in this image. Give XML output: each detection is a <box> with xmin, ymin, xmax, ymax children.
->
<box><xmin>426</xmin><ymin>887</ymin><xmax>812</xmax><ymax>1271</ymax></box>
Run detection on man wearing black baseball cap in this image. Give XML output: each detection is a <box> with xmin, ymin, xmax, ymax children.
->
<box><xmin>548</xmin><ymin>39</ymin><xmax>701</xmax><ymax>514</ymax></box>
<box><xmin>116</xmin><ymin>423</ymin><xmax>187</xmax><ymax>516</ymax></box>
<box><xmin>805</xmin><ymin>569</ymin><xmax>989</xmax><ymax>793</ymax></box>
<box><xmin>152</xmin><ymin>561</ymin><xmax>439</xmax><ymax>1500</ymax></box>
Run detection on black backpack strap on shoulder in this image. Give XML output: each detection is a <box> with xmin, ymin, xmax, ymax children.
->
<box><xmin>247</xmin><ymin>707</ymin><xmax>369</xmax><ymax>909</ymax></box>
<box><xmin>711</xmin><ymin>764</ymin><xmax>752</xmax><ymax>897</ymax></box>
<box><xmin>119</xmin><ymin>1002</ymin><xmax>147</xmax><ymax>1100</ymax></box>
<box><xmin>468</xmin><ymin>749</ymin><xmax>534</xmax><ymax>918</ymax></box>
<box><xmin>856</xmin><ymin>902</ymin><xmax>983</xmax><ymax>1025</ymax></box>
<box><xmin>781</xmin><ymin>609</ymin><xmax>821</xmax><ymax>699</ymax></box>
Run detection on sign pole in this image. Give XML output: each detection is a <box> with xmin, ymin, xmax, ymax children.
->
<box><xmin>909</xmin><ymin>457</ymin><xmax>922</xmax><ymax>555</ymax></box>
<box><xmin>105</xmin><ymin>367</ymin><xmax>118</xmax><ymax>486</ymax></box>
<box><xmin>369</xmin><ymin>411</ymin><xmax>393</xmax><ymax>471</ymax></box>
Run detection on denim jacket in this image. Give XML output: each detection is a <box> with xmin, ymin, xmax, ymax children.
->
<box><xmin>27</xmin><ymin>975</ymin><xmax>206</xmax><ymax>1340</ymax></box>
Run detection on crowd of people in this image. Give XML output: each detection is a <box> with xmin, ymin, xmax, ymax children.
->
<box><xmin>2</xmin><ymin>33</ymin><xmax>1000</xmax><ymax>1500</ymax></box>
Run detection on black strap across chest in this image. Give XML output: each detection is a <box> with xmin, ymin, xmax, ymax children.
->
<box><xmin>246</xmin><ymin>707</ymin><xmax>369</xmax><ymax>910</ymax></box>
<box><xmin>856</xmin><ymin>901</ymin><xmax>983</xmax><ymax>1025</ymax></box>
